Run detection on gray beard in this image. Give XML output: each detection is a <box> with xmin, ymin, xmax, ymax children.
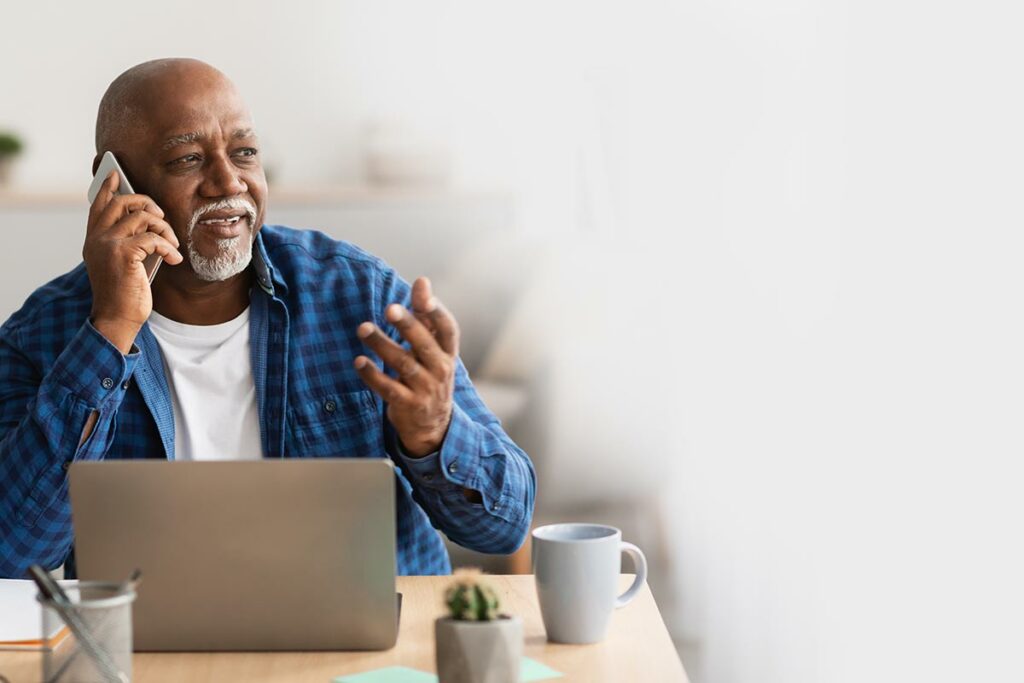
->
<box><xmin>188</xmin><ymin>232</ymin><xmax>253</xmax><ymax>282</ymax></box>
<box><xmin>185</xmin><ymin>198</ymin><xmax>258</xmax><ymax>282</ymax></box>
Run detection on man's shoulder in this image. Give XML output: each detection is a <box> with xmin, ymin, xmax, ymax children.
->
<box><xmin>260</xmin><ymin>225</ymin><xmax>388</xmax><ymax>272</ymax></box>
<box><xmin>0</xmin><ymin>264</ymin><xmax>91</xmax><ymax>339</ymax></box>
<box><xmin>259</xmin><ymin>225</ymin><xmax>403</xmax><ymax>301</ymax></box>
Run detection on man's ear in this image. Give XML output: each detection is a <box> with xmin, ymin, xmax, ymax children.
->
<box><xmin>91</xmin><ymin>155</ymin><xmax>102</xmax><ymax>175</ymax></box>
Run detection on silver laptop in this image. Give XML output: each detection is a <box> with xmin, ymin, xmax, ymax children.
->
<box><xmin>68</xmin><ymin>459</ymin><xmax>398</xmax><ymax>651</ymax></box>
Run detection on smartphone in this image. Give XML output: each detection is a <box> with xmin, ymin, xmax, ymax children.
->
<box><xmin>87</xmin><ymin>151</ymin><xmax>163</xmax><ymax>283</ymax></box>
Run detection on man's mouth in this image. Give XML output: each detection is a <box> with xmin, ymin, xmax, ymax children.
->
<box><xmin>195</xmin><ymin>214</ymin><xmax>249</xmax><ymax>239</ymax></box>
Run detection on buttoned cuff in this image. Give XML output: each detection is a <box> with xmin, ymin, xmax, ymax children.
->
<box><xmin>393</xmin><ymin>441</ymin><xmax>446</xmax><ymax>485</ymax></box>
<box><xmin>53</xmin><ymin>318</ymin><xmax>141</xmax><ymax>408</ymax></box>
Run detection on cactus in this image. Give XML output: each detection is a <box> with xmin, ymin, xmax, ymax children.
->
<box><xmin>444</xmin><ymin>568</ymin><xmax>502</xmax><ymax>621</ymax></box>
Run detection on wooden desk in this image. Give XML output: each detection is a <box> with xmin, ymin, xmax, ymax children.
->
<box><xmin>0</xmin><ymin>575</ymin><xmax>688</xmax><ymax>682</ymax></box>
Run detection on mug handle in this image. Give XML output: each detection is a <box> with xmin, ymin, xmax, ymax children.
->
<box><xmin>615</xmin><ymin>541</ymin><xmax>648</xmax><ymax>608</ymax></box>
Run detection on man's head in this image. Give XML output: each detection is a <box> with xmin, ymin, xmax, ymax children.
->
<box><xmin>94</xmin><ymin>59</ymin><xmax>267</xmax><ymax>283</ymax></box>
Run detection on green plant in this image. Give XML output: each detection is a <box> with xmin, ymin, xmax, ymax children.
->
<box><xmin>0</xmin><ymin>132</ymin><xmax>24</xmax><ymax>158</ymax></box>
<box><xmin>444</xmin><ymin>568</ymin><xmax>502</xmax><ymax>621</ymax></box>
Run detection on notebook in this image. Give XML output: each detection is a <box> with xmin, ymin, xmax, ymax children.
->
<box><xmin>0</xmin><ymin>578</ymin><xmax>73</xmax><ymax>650</ymax></box>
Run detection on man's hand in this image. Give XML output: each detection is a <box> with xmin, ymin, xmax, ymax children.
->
<box><xmin>83</xmin><ymin>170</ymin><xmax>183</xmax><ymax>353</ymax></box>
<box><xmin>355</xmin><ymin>277</ymin><xmax>460</xmax><ymax>457</ymax></box>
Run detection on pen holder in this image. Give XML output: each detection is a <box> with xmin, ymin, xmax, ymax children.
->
<box><xmin>38</xmin><ymin>581</ymin><xmax>136</xmax><ymax>682</ymax></box>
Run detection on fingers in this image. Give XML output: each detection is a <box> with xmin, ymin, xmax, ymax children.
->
<box><xmin>411</xmin><ymin>277</ymin><xmax>434</xmax><ymax>315</ymax></box>
<box><xmin>385</xmin><ymin>304</ymin><xmax>452</xmax><ymax>378</ymax></box>
<box><xmin>357</xmin><ymin>322</ymin><xmax>432</xmax><ymax>388</ymax></box>
<box><xmin>410</xmin><ymin>277</ymin><xmax>460</xmax><ymax>356</ymax></box>
<box><xmin>126</xmin><ymin>231</ymin><xmax>184</xmax><ymax>265</ymax></box>
<box><xmin>354</xmin><ymin>355</ymin><xmax>415</xmax><ymax>404</ymax></box>
<box><xmin>93</xmin><ymin>191</ymin><xmax>166</xmax><ymax>237</ymax></box>
<box><xmin>425</xmin><ymin>298</ymin><xmax>460</xmax><ymax>356</ymax></box>
<box><xmin>87</xmin><ymin>171</ymin><xmax>120</xmax><ymax>223</ymax></box>
<box><xmin>115</xmin><ymin>209</ymin><xmax>178</xmax><ymax>245</ymax></box>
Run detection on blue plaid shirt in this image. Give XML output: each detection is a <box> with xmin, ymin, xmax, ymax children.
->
<box><xmin>0</xmin><ymin>225</ymin><xmax>535</xmax><ymax>578</ymax></box>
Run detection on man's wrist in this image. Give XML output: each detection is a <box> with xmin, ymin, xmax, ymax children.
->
<box><xmin>398</xmin><ymin>436</ymin><xmax>442</xmax><ymax>458</ymax></box>
<box><xmin>91</xmin><ymin>316</ymin><xmax>142</xmax><ymax>355</ymax></box>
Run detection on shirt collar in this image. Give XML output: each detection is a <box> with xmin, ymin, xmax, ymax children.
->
<box><xmin>251</xmin><ymin>227</ymin><xmax>287</xmax><ymax>297</ymax></box>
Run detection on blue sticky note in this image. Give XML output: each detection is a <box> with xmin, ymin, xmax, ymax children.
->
<box><xmin>332</xmin><ymin>666</ymin><xmax>438</xmax><ymax>683</ymax></box>
<box><xmin>520</xmin><ymin>656</ymin><xmax>564</xmax><ymax>681</ymax></box>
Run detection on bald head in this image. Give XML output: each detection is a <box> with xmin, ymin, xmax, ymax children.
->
<box><xmin>95</xmin><ymin>58</ymin><xmax>239</xmax><ymax>154</ymax></box>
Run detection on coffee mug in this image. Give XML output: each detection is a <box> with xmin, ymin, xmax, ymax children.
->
<box><xmin>532</xmin><ymin>523</ymin><xmax>648</xmax><ymax>644</ymax></box>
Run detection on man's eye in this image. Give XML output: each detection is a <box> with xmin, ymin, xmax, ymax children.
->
<box><xmin>234</xmin><ymin>148</ymin><xmax>258</xmax><ymax>158</ymax></box>
<box><xmin>170</xmin><ymin>153</ymin><xmax>200</xmax><ymax>166</ymax></box>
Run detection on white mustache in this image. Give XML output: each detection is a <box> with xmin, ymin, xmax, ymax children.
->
<box><xmin>187</xmin><ymin>199</ymin><xmax>257</xmax><ymax>236</ymax></box>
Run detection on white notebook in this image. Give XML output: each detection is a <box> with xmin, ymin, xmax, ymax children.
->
<box><xmin>0</xmin><ymin>578</ymin><xmax>75</xmax><ymax>650</ymax></box>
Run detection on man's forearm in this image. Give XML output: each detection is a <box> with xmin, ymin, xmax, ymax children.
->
<box><xmin>0</xmin><ymin>319</ymin><xmax>137</xmax><ymax>577</ymax></box>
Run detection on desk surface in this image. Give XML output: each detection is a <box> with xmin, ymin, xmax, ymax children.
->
<box><xmin>0</xmin><ymin>575</ymin><xmax>688</xmax><ymax>682</ymax></box>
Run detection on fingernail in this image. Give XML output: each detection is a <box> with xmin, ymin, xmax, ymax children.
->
<box><xmin>386</xmin><ymin>304</ymin><xmax>405</xmax><ymax>322</ymax></box>
<box><xmin>427</xmin><ymin>296</ymin><xmax>438</xmax><ymax>311</ymax></box>
<box><xmin>354</xmin><ymin>356</ymin><xmax>368</xmax><ymax>369</ymax></box>
<box><xmin>357</xmin><ymin>322</ymin><xmax>375</xmax><ymax>339</ymax></box>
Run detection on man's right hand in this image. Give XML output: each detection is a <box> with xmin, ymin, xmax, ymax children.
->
<box><xmin>83</xmin><ymin>170</ymin><xmax>183</xmax><ymax>354</ymax></box>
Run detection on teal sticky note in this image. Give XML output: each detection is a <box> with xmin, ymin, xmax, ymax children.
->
<box><xmin>333</xmin><ymin>666</ymin><xmax>438</xmax><ymax>683</ymax></box>
<box><xmin>520</xmin><ymin>656</ymin><xmax>564</xmax><ymax>681</ymax></box>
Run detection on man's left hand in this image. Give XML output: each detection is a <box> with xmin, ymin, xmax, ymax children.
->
<box><xmin>355</xmin><ymin>277</ymin><xmax>460</xmax><ymax>457</ymax></box>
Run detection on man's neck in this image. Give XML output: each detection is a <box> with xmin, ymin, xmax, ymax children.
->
<box><xmin>150</xmin><ymin>267</ymin><xmax>252</xmax><ymax>325</ymax></box>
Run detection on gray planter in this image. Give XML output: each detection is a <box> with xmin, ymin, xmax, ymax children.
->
<box><xmin>435</xmin><ymin>615</ymin><xmax>522</xmax><ymax>683</ymax></box>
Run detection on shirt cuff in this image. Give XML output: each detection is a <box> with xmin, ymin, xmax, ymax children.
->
<box><xmin>392</xmin><ymin>437</ymin><xmax>447</xmax><ymax>486</ymax></box>
<box><xmin>53</xmin><ymin>318</ymin><xmax>141</xmax><ymax>408</ymax></box>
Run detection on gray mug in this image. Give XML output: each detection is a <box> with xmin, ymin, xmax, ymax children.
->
<box><xmin>532</xmin><ymin>523</ymin><xmax>648</xmax><ymax>644</ymax></box>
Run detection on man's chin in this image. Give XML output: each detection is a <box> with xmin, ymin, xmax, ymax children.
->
<box><xmin>188</xmin><ymin>244</ymin><xmax>253</xmax><ymax>282</ymax></box>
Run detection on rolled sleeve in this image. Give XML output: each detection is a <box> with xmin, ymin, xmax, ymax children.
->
<box><xmin>388</xmin><ymin>399</ymin><xmax>534</xmax><ymax>553</ymax></box>
<box><xmin>53</xmin><ymin>319</ymin><xmax>140</xmax><ymax>409</ymax></box>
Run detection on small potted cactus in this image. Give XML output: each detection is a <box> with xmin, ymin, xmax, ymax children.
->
<box><xmin>435</xmin><ymin>569</ymin><xmax>522</xmax><ymax>683</ymax></box>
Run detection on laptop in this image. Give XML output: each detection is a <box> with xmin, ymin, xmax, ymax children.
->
<box><xmin>68</xmin><ymin>459</ymin><xmax>399</xmax><ymax>651</ymax></box>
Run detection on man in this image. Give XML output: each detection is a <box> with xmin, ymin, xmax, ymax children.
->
<box><xmin>0</xmin><ymin>59</ymin><xmax>535</xmax><ymax>578</ymax></box>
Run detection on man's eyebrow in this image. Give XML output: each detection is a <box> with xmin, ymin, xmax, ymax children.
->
<box><xmin>162</xmin><ymin>131</ymin><xmax>202</xmax><ymax>150</ymax></box>
<box><xmin>161</xmin><ymin>129</ymin><xmax>257</xmax><ymax>151</ymax></box>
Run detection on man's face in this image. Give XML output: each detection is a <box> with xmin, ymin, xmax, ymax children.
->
<box><xmin>114</xmin><ymin>71</ymin><xmax>268</xmax><ymax>283</ymax></box>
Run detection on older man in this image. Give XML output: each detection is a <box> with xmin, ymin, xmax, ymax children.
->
<box><xmin>0</xmin><ymin>59</ymin><xmax>535</xmax><ymax>578</ymax></box>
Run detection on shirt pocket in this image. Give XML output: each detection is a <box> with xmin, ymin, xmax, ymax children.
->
<box><xmin>286</xmin><ymin>389</ymin><xmax>382</xmax><ymax>458</ymax></box>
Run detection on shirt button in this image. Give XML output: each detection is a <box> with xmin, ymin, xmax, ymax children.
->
<box><xmin>324</xmin><ymin>400</ymin><xmax>337</xmax><ymax>413</ymax></box>
<box><xmin>61</xmin><ymin>461</ymin><xmax>71</xmax><ymax>471</ymax></box>
<box><xmin>121</xmin><ymin>380</ymin><xmax>130</xmax><ymax>390</ymax></box>
<box><xmin>491</xmin><ymin>501</ymin><xmax>501</xmax><ymax>511</ymax></box>
<box><xmin>101</xmin><ymin>377</ymin><xmax>114</xmax><ymax>389</ymax></box>
<box><xmin>447</xmin><ymin>462</ymin><xmax>457</xmax><ymax>474</ymax></box>
<box><xmin>423</xmin><ymin>473</ymin><xmax>434</xmax><ymax>483</ymax></box>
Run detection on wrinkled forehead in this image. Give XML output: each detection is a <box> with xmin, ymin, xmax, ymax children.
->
<box><xmin>146</xmin><ymin>88</ymin><xmax>252</xmax><ymax>141</ymax></box>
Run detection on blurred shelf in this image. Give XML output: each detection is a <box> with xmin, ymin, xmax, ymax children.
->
<box><xmin>0</xmin><ymin>184</ymin><xmax>512</xmax><ymax>209</ymax></box>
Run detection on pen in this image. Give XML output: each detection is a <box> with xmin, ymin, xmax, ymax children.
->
<box><xmin>28</xmin><ymin>565</ymin><xmax>130</xmax><ymax>683</ymax></box>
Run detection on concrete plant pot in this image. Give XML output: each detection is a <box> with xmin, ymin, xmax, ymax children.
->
<box><xmin>435</xmin><ymin>615</ymin><xmax>522</xmax><ymax>683</ymax></box>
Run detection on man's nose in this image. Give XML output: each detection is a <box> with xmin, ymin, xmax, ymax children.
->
<box><xmin>200</xmin><ymin>154</ymin><xmax>247</xmax><ymax>197</ymax></box>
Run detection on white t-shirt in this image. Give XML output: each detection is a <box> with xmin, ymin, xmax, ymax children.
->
<box><xmin>148</xmin><ymin>307</ymin><xmax>263</xmax><ymax>461</ymax></box>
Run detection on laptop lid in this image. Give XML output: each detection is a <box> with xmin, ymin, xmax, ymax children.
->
<box><xmin>69</xmin><ymin>459</ymin><xmax>398</xmax><ymax>651</ymax></box>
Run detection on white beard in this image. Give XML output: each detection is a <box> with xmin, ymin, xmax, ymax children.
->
<box><xmin>188</xmin><ymin>233</ymin><xmax>253</xmax><ymax>282</ymax></box>
<box><xmin>185</xmin><ymin>198</ymin><xmax>258</xmax><ymax>282</ymax></box>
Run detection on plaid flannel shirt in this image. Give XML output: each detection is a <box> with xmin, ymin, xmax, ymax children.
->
<box><xmin>0</xmin><ymin>225</ymin><xmax>535</xmax><ymax>578</ymax></box>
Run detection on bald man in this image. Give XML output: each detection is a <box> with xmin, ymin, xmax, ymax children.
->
<box><xmin>0</xmin><ymin>59</ymin><xmax>535</xmax><ymax>578</ymax></box>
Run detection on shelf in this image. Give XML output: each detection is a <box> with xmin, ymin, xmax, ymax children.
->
<box><xmin>0</xmin><ymin>185</ymin><xmax>511</xmax><ymax>209</ymax></box>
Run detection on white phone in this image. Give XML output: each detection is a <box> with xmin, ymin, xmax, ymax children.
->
<box><xmin>88</xmin><ymin>151</ymin><xmax>163</xmax><ymax>283</ymax></box>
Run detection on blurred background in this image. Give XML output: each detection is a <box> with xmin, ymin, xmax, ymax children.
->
<box><xmin>2</xmin><ymin>1</ymin><xmax>1023</xmax><ymax>681</ymax></box>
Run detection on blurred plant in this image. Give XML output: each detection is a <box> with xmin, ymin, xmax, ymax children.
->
<box><xmin>0</xmin><ymin>132</ymin><xmax>23</xmax><ymax>158</ymax></box>
<box><xmin>444</xmin><ymin>568</ymin><xmax>502</xmax><ymax>621</ymax></box>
